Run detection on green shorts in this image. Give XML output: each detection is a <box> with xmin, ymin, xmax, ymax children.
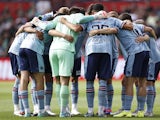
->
<box><xmin>49</xmin><ymin>49</ymin><xmax>74</xmax><ymax>77</ymax></box>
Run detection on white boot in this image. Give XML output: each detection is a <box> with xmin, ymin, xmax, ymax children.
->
<box><xmin>71</xmin><ymin>104</ymin><xmax>80</xmax><ymax>115</ymax></box>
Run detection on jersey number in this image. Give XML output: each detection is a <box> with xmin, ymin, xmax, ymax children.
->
<box><xmin>92</xmin><ymin>24</ymin><xmax>109</xmax><ymax>36</ymax></box>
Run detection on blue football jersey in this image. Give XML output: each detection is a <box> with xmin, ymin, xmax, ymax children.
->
<box><xmin>146</xmin><ymin>37</ymin><xmax>160</xmax><ymax>63</ymax></box>
<box><xmin>116</xmin><ymin>23</ymin><xmax>150</xmax><ymax>55</ymax></box>
<box><xmin>82</xmin><ymin>17</ymin><xmax>123</xmax><ymax>56</ymax></box>
<box><xmin>8</xmin><ymin>32</ymin><xmax>28</xmax><ymax>55</ymax></box>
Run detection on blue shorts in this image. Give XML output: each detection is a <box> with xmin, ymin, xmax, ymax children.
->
<box><xmin>43</xmin><ymin>55</ymin><xmax>52</xmax><ymax>74</ymax></box>
<box><xmin>85</xmin><ymin>53</ymin><xmax>111</xmax><ymax>81</ymax></box>
<box><xmin>111</xmin><ymin>58</ymin><xmax>118</xmax><ymax>76</ymax></box>
<box><xmin>72</xmin><ymin>57</ymin><xmax>81</xmax><ymax>77</ymax></box>
<box><xmin>9</xmin><ymin>53</ymin><xmax>20</xmax><ymax>75</ymax></box>
<box><xmin>124</xmin><ymin>51</ymin><xmax>149</xmax><ymax>77</ymax></box>
<box><xmin>147</xmin><ymin>61</ymin><xmax>160</xmax><ymax>81</ymax></box>
<box><xmin>19</xmin><ymin>48</ymin><xmax>45</xmax><ymax>73</ymax></box>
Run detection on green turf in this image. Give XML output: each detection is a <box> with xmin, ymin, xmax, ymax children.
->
<box><xmin>0</xmin><ymin>80</ymin><xmax>160</xmax><ymax>120</ymax></box>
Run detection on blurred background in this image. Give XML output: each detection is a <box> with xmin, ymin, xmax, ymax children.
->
<box><xmin>0</xmin><ymin>0</ymin><xmax>160</xmax><ymax>80</ymax></box>
<box><xmin>0</xmin><ymin>0</ymin><xmax>160</xmax><ymax>57</ymax></box>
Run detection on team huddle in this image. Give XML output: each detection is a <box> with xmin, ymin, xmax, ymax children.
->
<box><xmin>8</xmin><ymin>3</ymin><xmax>159</xmax><ymax>118</ymax></box>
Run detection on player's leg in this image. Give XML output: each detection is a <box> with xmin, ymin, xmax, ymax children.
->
<box><xmin>97</xmin><ymin>53</ymin><xmax>111</xmax><ymax>117</ymax></box>
<box><xmin>98</xmin><ymin>79</ymin><xmax>107</xmax><ymax>117</ymax></box>
<box><xmin>9</xmin><ymin>53</ymin><xmax>21</xmax><ymax>116</ymax></box>
<box><xmin>105</xmin><ymin>58</ymin><xmax>117</xmax><ymax>115</ymax></box>
<box><xmin>19</xmin><ymin>70</ymin><xmax>30</xmax><ymax>117</ymax></box>
<box><xmin>112</xmin><ymin>42</ymin><xmax>128</xmax><ymax>115</ymax></box>
<box><xmin>112</xmin><ymin>75</ymin><xmax>128</xmax><ymax>115</ymax></box>
<box><xmin>137</xmin><ymin>77</ymin><xmax>146</xmax><ymax>117</ymax></box>
<box><xmin>114</xmin><ymin>54</ymin><xmax>137</xmax><ymax>117</ymax></box>
<box><xmin>122</xmin><ymin>76</ymin><xmax>127</xmax><ymax>109</ymax></box>
<box><xmin>30</xmin><ymin>52</ymin><xmax>46</xmax><ymax>117</ymax></box>
<box><xmin>31</xmin><ymin>72</ymin><xmax>45</xmax><ymax>117</ymax></box>
<box><xmin>18</xmin><ymin>86</ymin><xmax>25</xmax><ymax>116</ymax></box>
<box><xmin>59</xmin><ymin>50</ymin><xmax>74</xmax><ymax>117</ymax></box>
<box><xmin>84</xmin><ymin>54</ymin><xmax>97</xmax><ymax>117</ymax></box>
<box><xmin>70</xmin><ymin>76</ymin><xmax>79</xmax><ymax>115</ymax></box>
<box><xmin>49</xmin><ymin>49</ymin><xmax>61</xmax><ymax>111</ymax></box>
<box><xmin>12</xmin><ymin>78</ymin><xmax>20</xmax><ymax>114</ymax></box>
<box><xmin>55</xmin><ymin>77</ymin><xmax>61</xmax><ymax>106</ymax></box>
<box><xmin>19</xmin><ymin>48</ymin><xmax>31</xmax><ymax>117</ymax></box>
<box><xmin>43</xmin><ymin>54</ymin><xmax>55</xmax><ymax>116</ymax></box>
<box><xmin>132</xmin><ymin>79</ymin><xmax>139</xmax><ymax>116</ymax></box>
<box><xmin>59</xmin><ymin>76</ymin><xmax>70</xmax><ymax>117</ymax></box>
<box><xmin>44</xmin><ymin>73</ymin><xmax>55</xmax><ymax>115</ymax></box>
<box><xmin>105</xmin><ymin>79</ymin><xmax>113</xmax><ymax>114</ymax></box>
<box><xmin>31</xmin><ymin>78</ymin><xmax>38</xmax><ymax>116</ymax></box>
<box><xmin>16</xmin><ymin>56</ymin><xmax>25</xmax><ymax>116</ymax></box>
<box><xmin>71</xmin><ymin>57</ymin><xmax>81</xmax><ymax>115</ymax></box>
<box><xmin>136</xmin><ymin>51</ymin><xmax>149</xmax><ymax>117</ymax></box>
<box><xmin>152</xmin><ymin>82</ymin><xmax>156</xmax><ymax>111</ymax></box>
<box><xmin>145</xmin><ymin>61</ymin><xmax>160</xmax><ymax>116</ymax></box>
<box><xmin>145</xmin><ymin>80</ymin><xmax>154</xmax><ymax>117</ymax></box>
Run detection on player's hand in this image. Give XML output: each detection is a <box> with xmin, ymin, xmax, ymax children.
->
<box><xmin>59</xmin><ymin>17</ymin><xmax>67</xmax><ymax>24</ymax></box>
<box><xmin>136</xmin><ymin>36</ymin><xmax>145</xmax><ymax>43</ymax></box>
<box><xmin>36</xmin><ymin>30</ymin><xmax>44</xmax><ymax>40</ymax></box>
<box><xmin>94</xmin><ymin>10</ymin><xmax>108</xmax><ymax>19</ymax></box>
<box><xmin>136</xmin><ymin>34</ymin><xmax>149</xmax><ymax>43</ymax></box>
<box><xmin>15</xmin><ymin>26</ymin><xmax>24</xmax><ymax>36</ymax></box>
<box><xmin>89</xmin><ymin>30</ymin><xmax>98</xmax><ymax>36</ymax></box>
<box><xmin>63</xmin><ymin>34</ymin><xmax>74</xmax><ymax>43</ymax></box>
<box><xmin>31</xmin><ymin>17</ymin><xmax>39</xmax><ymax>26</ymax></box>
<box><xmin>123</xmin><ymin>20</ymin><xmax>133</xmax><ymax>30</ymax></box>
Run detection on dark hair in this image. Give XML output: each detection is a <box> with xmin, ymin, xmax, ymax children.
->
<box><xmin>108</xmin><ymin>11</ymin><xmax>119</xmax><ymax>18</ymax></box>
<box><xmin>92</xmin><ymin>3</ymin><xmax>104</xmax><ymax>12</ymax></box>
<box><xmin>69</xmin><ymin>6</ymin><xmax>85</xmax><ymax>15</ymax></box>
<box><xmin>118</xmin><ymin>13</ymin><xmax>132</xmax><ymax>21</ymax></box>
<box><xmin>80</xmin><ymin>7</ymin><xmax>85</xmax><ymax>15</ymax></box>
<box><xmin>86</xmin><ymin>3</ymin><xmax>94</xmax><ymax>15</ymax></box>
<box><xmin>52</xmin><ymin>10</ymin><xmax>56</xmax><ymax>15</ymax></box>
<box><xmin>54</xmin><ymin>13</ymin><xmax>66</xmax><ymax>18</ymax></box>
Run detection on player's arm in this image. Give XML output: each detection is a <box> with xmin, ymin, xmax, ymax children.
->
<box><xmin>143</xmin><ymin>26</ymin><xmax>157</xmax><ymax>39</ymax></box>
<box><xmin>60</xmin><ymin>17</ymin><xmax>83</xmax><ymax>32</ymax></box>
<box><xmin>15</xmin><ymin>22</ymin><xmax>33</xmax><ymax>36</ymax></box>
<box><xmin>31</xmin><ymin>17</ymin><xmax>57</xmax><ymax>30</ymax></box>
<box><xmin>78</xmin><ymin>10</ymin><xmax>108</xmax><ymax>24</ymax></box>
<box><xmin>48</xmin><ymin>29</ymin><xmax>74</xmax><ymax>43</ymax></box>
<box><xmin>135</xmin><ymin>34</ymin><xmax>150</xmax><ymax>43</ymax></box>
<box><xmin>38</xmin><ymin>11</ymin><xmax>55</xmax><ymax>21</ymax></box>
<box><xmin>89</xmin><ymin>28</ymin><xmax>118</xmax><ymax>36</ymax></box>
<box><xmin>122</xmin><ymin>20</ymin><xmax>133</xmax><ymax>30</ymax></box>
<box><xmin>134</xmin><ymin>19</ymin><xmax>157</xmax><ymax>39</ymax></box>
<box><xmin>23</xmin><ymin>26</ymin><xmax>37</xmax><ymax>33</ymax></box>
<box><xmin>23</xmin><ymin>26</ymin><xmax>44</xmax><ymax>40</ymax></box>
<box><xmin>59</xmin><ymin>11</ymin><xmax>108</xmax><ymax>32</ymax></box>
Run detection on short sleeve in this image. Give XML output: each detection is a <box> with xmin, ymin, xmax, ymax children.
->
<box><xmin>80</xmin><ymin>23</ymin><xmax>88</xmax><ymax>31</ymax></box>
<box><xmin>113</xmin><ymin>18</ymin><xmax>124</xmax><ymax>29</ymax></box>
<box><xmin>136</xmin><ymin>24</ymin><xmax>144</xmax><ymax>33</ymax></box>
<box><xmin>74</xmin><ymin>13</ymin><xmax>85</xmax><ymax>24</ymax></box>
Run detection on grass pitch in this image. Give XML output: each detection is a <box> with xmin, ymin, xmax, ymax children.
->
<box><xmin>0</xmin><ymin>80</ymin><xmax>160</xmax><ymax>120</ymax></box>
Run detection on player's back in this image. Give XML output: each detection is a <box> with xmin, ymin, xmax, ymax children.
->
<box><xmin>8</xmin><ymin>32</ymin><xmax>28</xmax><ymax>55</ymax></box>
<box><xmin>20</xmin><ymin>33</ymin><xmax>44</xmax><ymax>55</ymax></box>
<box><xmin>146</xmin><ymin>37</ymin><xmax>160</xmax><ymax>62</ymax></box>
<box><xmin>116</xmin><ymin>23</ymin><xmax>150</xmax><ymax>55</ymax></box>
<box><xmin>50</xmin><ymin>13</ymin><xmax>84</xmax><ymax>53</ymax></box>
<box><xmin>84</xmin><ymin>18</ymin><xmax>116</xmax><ymax>56</ymax></box>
